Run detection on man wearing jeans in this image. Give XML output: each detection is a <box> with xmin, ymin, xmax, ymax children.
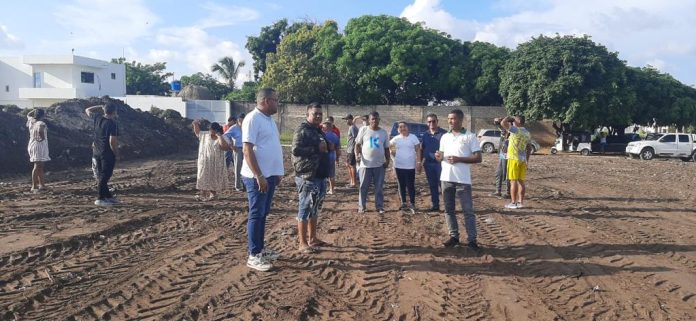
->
<box><xmin>241</xmin><ymin>88</ymin><xmax>285</xmax><ymax>272</ymax></box>
<box><xmin>292</xmin><ymin>103</ymin><xmax>330</xmax><ymax>253</ymax></box>
<box><xmin>355</xmin><ymin>111</ymin><xmax>391</xmax><ymax>214</ymax></box>
<box><xmin>85</xmin><ymin>102</ymin><xmax>120</xmax><ymax>207</ymax></box>
<box><xmin>436</xmin><ymin>109</ymin><xmax>482</xmax><ymax>251</ymax></box>
<box><xmin>419</xmin><ymin>113</ymin><xmax>447</xmax><ymax>212</ymax></box>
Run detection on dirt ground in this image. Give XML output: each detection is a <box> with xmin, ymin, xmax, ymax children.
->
<box><xmin>1</xmin><ymin>150</ymin><xmax>695</xmax><ymax>321</ymax></box>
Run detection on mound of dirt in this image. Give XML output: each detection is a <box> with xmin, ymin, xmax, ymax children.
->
<box><xmin>0</xmin><ymin>97</ymin><xmax>197</xmax><ymax>176</ymax></box>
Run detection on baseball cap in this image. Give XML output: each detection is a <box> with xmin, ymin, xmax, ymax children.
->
<box><xmin>341</xmin><ymin>114</ymin><xmax>354</xmax><ymax>120</ymax></box>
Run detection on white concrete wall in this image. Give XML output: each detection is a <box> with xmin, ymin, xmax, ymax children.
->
<box><xmin>114</xmin><ymin>95</ymin><xmax>187</xmax><ymax>116</ymax></box>
<box><xmin>0</xmin><ymin>57</ymin><xmax>32</xmax><ymax>106</ymax></box>
<box><xmin>185</xmin><ymin>100</ymin><xmax>230</xmax><ymax>124</ymax></box>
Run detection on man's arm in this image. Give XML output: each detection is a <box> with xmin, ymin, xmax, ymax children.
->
<box><xmin>27</xmin><ymin>109</ymin><xmax>36</xmax><ymax>118</ymax></box>
<box><xmin>243</xmin><ymin>142</ymin><xmax>269</xmax><ymax>192</ymax></box>
<box><xmin>85</xmin><ymin>105</ymin><xmax>104</xmax><ymax>117</ymax></box>
<box><xmin>218</xmin><ymin>135</ymin><xmax>230</xmax><ymax>151</ymax></box>
<box><xmin>291</xmin><ymin>129</ymin><xmax>316</xmax><ymax>157</ymax></box>
<box><xmin>526</xmin><ymin>143</ymin><xmax>533</xmax><ymax>162</ymax></box>
<box><xmin>109</xmin><ymin>136</ymin><xmax>119</xmax><ymax>158</ymax></box>
<box><xmin>192</xmin><ymin>120</ymin><xmax>201</xmax><ymax>137</ymax></box>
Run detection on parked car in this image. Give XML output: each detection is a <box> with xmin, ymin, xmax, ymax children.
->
<box><xmin>389</xmin><ymin>122</ymin><xmax>429</xmax><ymax>142</ymax></box>
<box><xmin>590</xmin><ymin>133</ymin><xmax>641</xmax><ymax>154</ymax></box>
<box><xmin>476</xmin><ymin>128</ymin><xmax>539</xmax><ymax>154</ymax></box>
<box><xmin>550</xmin><ymin>131</ymin><xmax>592</xmax><ymax>155</ymax></box>
<box><xmin>626</xmin><ymin>133</ymin><xmax>696</xmax><ymax>161</ymax></box>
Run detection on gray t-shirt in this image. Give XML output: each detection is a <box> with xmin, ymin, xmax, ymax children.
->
<box><xmin>346</xmin><ymin>124</ymin><xmax>359</xmax><ymax>153</ymax></box>
<box><xmin>356</xmin><ymin>127</ymin><xmax>390</xmax><ymax>168</ymax></box>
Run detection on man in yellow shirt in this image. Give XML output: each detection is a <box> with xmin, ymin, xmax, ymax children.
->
<box><xmin>501</xmin><ymin>115</ymin><xmax>533</xmax><ymax>209</ymax></box>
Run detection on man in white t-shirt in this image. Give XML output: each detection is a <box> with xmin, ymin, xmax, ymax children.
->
<box><xmin>241</xmin><ymin>88</ymin><xmax>285</xmax><ymax>272</ymax></box>
<box><xmin>355</xmin><ymin>111</ymin><xmax>391</xmax><ymax>214</ymax></box>
<box><xmin>389</xmin><ymin>121</ymin><xmax>420</xmax><ymax>213</ymax></box>
<box><xmin>435</xmin><ymin>109</ymin><xmax>482</xmax><ymax>252</ymax></box>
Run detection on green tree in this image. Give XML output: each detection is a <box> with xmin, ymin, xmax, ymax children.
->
<box><xmin>112</xmin><ymin>57</ymin><xmax>173</xmax><ymax>95</ymax></box>
<box><xmin>336</xmin><ymin>15</ymin><xmax>466</xmax><ymax>105</ymax></box>
<box><xmin>262</xmin><ymin>21</ymin><xmax>343</xmax><ymax>103</ymax></box>
<box><xmin>499</xmin><ymin>35</ymin><xmax>633</xmax><ymax>130</ymax></box>
<box><xmin>626</xmin><ymin>66</ymin><xmax>696</xmax><ymax>129</ymax></box>
<box><xmin>461</xmin><ymin>42</ymin><xmax>510</xmax><ymax>106</ymax></box>
<box><xmin>211</xmin><ymin>56</ymin><xmax>245</xmax><ymax>90</ymax></box>
<box><xmin>245</xmin><ymin>19</ymin><xmax>289</xmax><ymax>80</ymax></box>
<box><xmin>225</xmin><ymin>81</ymin><xmax>259</xmax><ymax>102</ymax></box>
<box><xmin>180</xmin><ymin>72</ymin><xmax>230</xmax><ymax>100</ymax></box>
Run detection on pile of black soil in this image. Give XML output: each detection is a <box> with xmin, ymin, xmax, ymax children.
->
<box><xmin>0</xmin><ymin>97</ymin><xmax>196</xmax><ymax>176</ymax></box>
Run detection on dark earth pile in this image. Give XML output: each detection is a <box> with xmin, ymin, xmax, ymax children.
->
<box><xmin>0</xmin><ymin>97</ymin><xmax>196</xmax><ymax>176</ymax></box>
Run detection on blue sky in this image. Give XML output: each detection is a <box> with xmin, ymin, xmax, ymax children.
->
<box><xmin>2</xmin><ymin>0</ymin><xmax>695</xmax><ymax>87</ymax></box>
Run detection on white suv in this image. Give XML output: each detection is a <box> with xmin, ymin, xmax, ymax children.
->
<box><xmin>476</xmin><ymin>128</ymin><xmax>539</xmax><ymax>154</ymax></box>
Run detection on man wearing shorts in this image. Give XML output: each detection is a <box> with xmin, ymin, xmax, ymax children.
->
<box><xmin>501</xmin><ymin>115</ymin><xmax>532</xmax><ymax>209</ymax></box>
<box><xmin>343</xmin><ymin>114</ymin><xmax>359</xmax><ymax>187</ymax></box>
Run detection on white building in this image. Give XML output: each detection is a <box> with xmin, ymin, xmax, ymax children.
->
<box><xmin>0</xmin><ymin>55</ymin><xmax>125</xmax><ymax>108</ymax></box>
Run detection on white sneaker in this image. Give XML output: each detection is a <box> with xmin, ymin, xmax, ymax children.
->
<box><xmin>106</xmin><ymin>197</ymin><xmax>120</xmax><ymax>204</ymax></box>
<box><xmin>94</xmin><ymin>199</ymin><xmax>114</xmax><ymax>206</ymax></box>
<box><xmin>261</xmin><ymin>248</ymin><xmax>280</xmax><ymax>261</ymax></box>
<box><xmin>247</xmin><ymin>253</ymin><xmax>272</xmax><ymax>271</ymax></box>
<box><xmin>516</xmin><ymin>203</ymin><xmax>524</xmax><ymax>209</ymax></box>
<box><xmin>504</xmin><ymin>202</ymin><xmax>518</xmax><ymax>209</ymax></box>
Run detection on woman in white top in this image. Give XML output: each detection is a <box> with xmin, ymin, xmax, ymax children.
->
<box><xmin>389</xmin><ymin>121</ymin><xmax>421</xmax><ymax>213</ymax></box>
<box><xmin>193</xmin><ymin>120</ymin><xmax>231</xmax><ymax>201</ymax></box>
<box><xmin>26</xmin><ymin>109</ymin><xmax>50</xmax><ymax>193</ymax></box>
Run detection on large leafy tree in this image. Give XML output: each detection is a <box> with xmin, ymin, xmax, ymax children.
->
<box><xmin>626</xmin><ymin>66</ymin><xmax>696</xmax><ymax>129</ymax></box>
<box><xmin>211</xmin><ymin>56</ymin><xmax>245</xmax><ymax>90</ymax></box>
<box><xmin>112</xmin><ymin>57</ymin><xmax>173</xmax><ymax>95</ymax></box>
<box><xmin>180</xmin><ymin>72</ymin><xmax>230</xmax><ymax>100</ymax></box>
<box><xmin>262</xmin><ymin>21</ymin><xmax>343</xmax><ymax>103</ymax></box>
<box><xmin>245</xmin><ymin>19</ymin><xmax>289</xmax><ymax>80</ymax></box>
<box><xmin>336</xmin><ymin>15</ymin><xmax>466</xmax><ymax>105</ymax></box>
<box><xmin>461</xmin><ymin>41</ymin><xmax>510</xmax><ymax>106</ymax></box>
<box><xmin>499</xmin><ymin>35</ymin><xmax>633</xmax><ymax>130</ymax></box>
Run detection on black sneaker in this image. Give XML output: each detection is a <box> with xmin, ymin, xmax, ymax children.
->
<box><xmin>427</xmin><ymin>206</ymin><xmax>440</xmax><ymax>212</ymax></box>
<box><xmin>467</xmin><ymin>241</ymin><xmax>481</xmax><ymax>252</ymax></box>
<box><xmin>443</xmin><ymin>237</ymin><xmax>459</xmax><ymax>248</ymax></box>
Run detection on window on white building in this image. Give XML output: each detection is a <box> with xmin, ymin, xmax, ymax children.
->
<box><xmin>81</xmin><ymin>72</ymin><xmax>95</xmax><ymax>84</ymax></box>
<box><xmin>33</xmin><ymin>72</ymin><xmax>43</xmax><ymax>88</ymax></box>
<box><xmin>111</xmin><ymin>73</ymin><xmax>116</xmax><ymax>80</ymax></box>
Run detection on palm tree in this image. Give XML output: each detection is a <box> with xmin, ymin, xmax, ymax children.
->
<box><xmin>211</xmin><ymin>57</ymin><xmax>245</xmax><ymax>91</ymax></box>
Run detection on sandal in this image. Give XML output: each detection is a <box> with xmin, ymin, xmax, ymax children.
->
<box><xmin>299</xmin><ymin>246</ymin><xmax>317</xmax><ymax>254</ymax></box>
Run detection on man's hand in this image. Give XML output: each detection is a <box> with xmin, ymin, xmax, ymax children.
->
<box><xmin>319</xmin><ymin>141</ymin><xmax>328</xmax><ymax>153</ymax></box>
<box><xmin>275</xmin><ymin>175</ymin><xmax>283</xmax><ymax>186</ymax></box>
<box><xmin>256</xmin><ymin>176</ymin><xmax>269</xmax><ymax>193</ymax></box>
<box><xmin>446</xmin><ymin>155</ymin><xmax>459</xmax><ymax>164</ymax></box>
<box><xmin>435</xmin><ymin>151</ymin><xmax>443</xmax><ymax>162</ymax></box>
<box><xmin>417</xmin><ymin>162</ymin><xmax>423</xmax><ymax>174</ymax></box>
<box><xmin>383</xmin><ymin>160</ymin><xmax>390</xmax><ymax>168</ymax></box>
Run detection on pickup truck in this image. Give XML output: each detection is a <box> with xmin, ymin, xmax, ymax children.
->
<box><xmin>625</xmin><ymin>133</ymin><xmax>696</xmax><ymax>161</ymax></box>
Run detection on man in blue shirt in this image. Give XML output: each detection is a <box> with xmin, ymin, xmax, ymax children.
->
<box><xmin>419</xmin><ymin>113</ymin><xmax>447</xmax><ymax>212</ymax></box>
<box><xmin>224</xmin><ymin>113</ymin><xmax>245</xmax><ymax>191</ymax></box>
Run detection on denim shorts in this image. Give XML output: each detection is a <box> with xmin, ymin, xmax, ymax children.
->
<box><xmin>295</xmin><ymin>177</ymin><xmax>327</xmax><ymax>221</ymax></box>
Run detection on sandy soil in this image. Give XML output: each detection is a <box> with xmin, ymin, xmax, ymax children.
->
<box><xmin>1</xmin><ymin>150</ymin><xmax>695</xmax><ymax>321</ymax></box>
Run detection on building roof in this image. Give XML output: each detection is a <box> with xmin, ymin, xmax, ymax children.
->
<box><xmin>22</xmin><ymin>55</ymin><xmax>112</xmax><ymax>69</ymax></box>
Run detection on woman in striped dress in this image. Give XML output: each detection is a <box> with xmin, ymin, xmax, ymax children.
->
<box><xmin>26</xmin><ymin>109</ymin><xmax>50</xmax><ymax>193</ymax></box>
<box><xmin>193</xmin><ymin>120</ymin><xmax>230</xmax><ymax>200</ymax></box>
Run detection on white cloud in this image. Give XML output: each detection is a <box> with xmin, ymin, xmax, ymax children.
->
<box><xmin>0</xmin><ymin>25</ymin><xmax>23</xmax><ymax>49</ymax></box>
<box><xmin>54</xmin><ymin>0</ymin><xmax>159</xmax><ymax>47</ymax></box>
<box><xmin>154</xmin><ymin>26</ymin><xmax>252</xmax><ymax>84</ymax></box>
<box><xmin>195</xmin><ymin>2</ymin><xmax>260</xmax><ymax>29</ymax></box>
<box><xmin>400</xmin><ymin>0</ymin><xmax>696</xmax><ymax>83</ymax></box>
<box><xmin>400</xmin><ymin>0</ymin><xmax>478</xmax><ymax>39</ymax></box>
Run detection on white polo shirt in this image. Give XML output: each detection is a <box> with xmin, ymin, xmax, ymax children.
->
<box><xmin>240</xmin><ymin>108</ymin><xmax>285</xmax><ymax>178</ymax></box>
<box><xmin>439</xmin><ymin>130</ymin><xmax>480</xmax><ymax>184</ymax></box>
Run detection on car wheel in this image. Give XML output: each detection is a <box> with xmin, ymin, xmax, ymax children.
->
<box><xmin>550</xmin><ymin>148</ymin><xmax>557</xmax><ymax>154</ymax></box>
<box><xmin>681</xmin><ymin>157</ymin><xmax>691</xmax><ymax>162</ymax></box>
<box><xmin>581</xmin><ymin>149</ymin><xmax>590</xmax><ymax>156</ymax></box>
<box><xmin>482</xmin><ymin>143</ymin><xmax>495</xmax><ymax>153</ymax></box>
<box><xmin>639</xmin><ymin>147</ymin><xmax>654</xmax><ymax>160</ymax></box>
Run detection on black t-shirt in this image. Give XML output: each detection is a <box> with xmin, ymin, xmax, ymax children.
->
<box><xmin>315</xmin><ymin>132</ymin><xmax>330</xmax><ymax>179</ymax></box>
<box><xmin>92</xmin><ymin>114</ymin><xmax>119</xmax><ymax>156</ymax></box>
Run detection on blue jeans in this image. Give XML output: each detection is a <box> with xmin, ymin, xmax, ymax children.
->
<box><xmin>441</xmin><ymin>181</ymin><xmax>477</xmax><ymax>243</ymax></box>
<box><xmin>358</xmin><ymin>166</ymin><xmax>385</xmax><ymax>211</ymax></box>
<box><xmin>295</xmin><ymin>177</ymin><xmax>327</xmax><ymax>221</ymax></box>
<box><xmin>424</xmin><ymin>162</ymin><xmax>442</xmax><ymax>208</ymax></box>
<box><xmin>243</xmin><ymin>176</ymin><xmax>278</xmax><ymax>255</ymax></box>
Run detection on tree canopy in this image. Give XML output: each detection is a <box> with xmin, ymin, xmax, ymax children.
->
<box><xmin>211</xmin><ymin>56</ymin><xmax>245</xmax><ymax>90</ymax></box>
<box><xmin>180</xmin><ymin>72</ymin><xmax>230</xmax><ymax>100</ymax></box>
<box><xmin>112</xmin><ymin>58</ymin><xmax>172</xmax><ymax>95</ymax></box>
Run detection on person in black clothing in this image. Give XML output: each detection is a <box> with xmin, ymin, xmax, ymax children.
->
<box><xmin>291</xmin><ymin>102</ymin><xmax>330</xmax><ymax>253</ymax></box>
<box><xmin>85</xmin><ymin>102</ymin><xmax>120</xmax><ymax>206</ymax></box>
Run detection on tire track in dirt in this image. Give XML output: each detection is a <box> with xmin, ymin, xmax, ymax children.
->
<box><xmin>0</xmin><ymin>212</ymin><xmax>201</xmax><ymax>320</ymax></box>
